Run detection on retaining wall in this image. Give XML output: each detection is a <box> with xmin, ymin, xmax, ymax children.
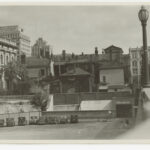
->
<box><xmin>42</xmin><ymin>110</ymin><xmax>116</xmax><ymax>120</ymax></box>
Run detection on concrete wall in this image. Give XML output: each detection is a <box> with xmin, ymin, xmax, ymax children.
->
<box><xmin>54</xmin><ymin>92</ymin><xmax>132</xmax><ymax>105</ymax></box>
<box><xmin>42</xmin><ymin>110</ymin><xmax>116</xmax><ymax>120</ymax></box>
<box><xmin>53</xmin><ymin>104</ymin><xmax>79</xmax><ymax>111</ymax></box>
<box><xmin>0</xmin><ymin>111</ymin><xmax>41</xmax><ymax>126</ymax></box>
<box><xmin>100</xmin><ymin>69</ymin><xmax>124</xmax><ymax>85</ymax></box>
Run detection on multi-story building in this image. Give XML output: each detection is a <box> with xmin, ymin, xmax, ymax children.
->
<box><xmin>129</xmin><ymin>47</ymin><xmax>150</xmax><ymax>87</ymax></box>
<box><xmin>0</xmin><ymin>25</ymin><xmax>31</xmax><ymax>57</ymax></box>
<box><xmin>0</xmin><ymin>38</ymin><xmax>17</xmax><ymax>90</ymax></box>
<box><xmin>32</xmin><ymin>37</ymin><xmax>52</xmax><ymax>59</ymax></box>
<box><xmin>51</xmin><ymin>45</ymin><xmax>130</xmax><ymax>93</ymax></box>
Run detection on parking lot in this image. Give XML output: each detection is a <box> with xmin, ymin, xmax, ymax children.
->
<box><xmin>0</xmin><ymin>119</ymin><xmax>131</xmax><ymax>140</ymax></box>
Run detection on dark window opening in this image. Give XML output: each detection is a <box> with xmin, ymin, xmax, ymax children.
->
<box><xmin>103</xmin><ymin>76</ymin><xmax>106</xmax><ymax>83</ymax></box>
<box><xmin>41</xmin><ymin>69</ymin><xmax>45</xmax><ymax>76</ymax></box>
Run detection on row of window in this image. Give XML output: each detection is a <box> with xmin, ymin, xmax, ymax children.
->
<box><xmin>131</xmin><ymin>51</ymin><xmax>150</xmax><ymax>59</ymax></box>
<box><xmin>133</xmin><ymin>68</ymin><xmax>138</xmax><ymax>75</ymax></box>
<box><xmin>0</xmin><ymin>54</ymin><xmax>15</xmax><ymax>65</ymax></box>
<box><xmin>1</xmin><ymin>33</ymin><xmax>19</xmax><ymax>39</ymax></box>
<box><xmin>132</xmin><ymin>60</ymin><xmax>142</xmax><ymax>67</ymax></box>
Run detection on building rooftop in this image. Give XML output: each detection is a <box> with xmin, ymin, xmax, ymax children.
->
<box><xmin>26</xmin><ymin>57</ymin><xmax>49</xmax><ymax>68</ymax></box>
<box><xmin>61</xmin><ymin>67</ymin><xmax>90</xmax><ymax>76</ymax></box>
<box><xmin>103</xmin><ymin>45</ymin><xmax>123</xmax><ymax>54</ymax></box>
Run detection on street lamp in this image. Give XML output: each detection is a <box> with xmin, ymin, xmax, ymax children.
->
<box><xmin>138</xmin><ymin>6</ymin><xmax>150</xmax><ymax>87</ymax></box>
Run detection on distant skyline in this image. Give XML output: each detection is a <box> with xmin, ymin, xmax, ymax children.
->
<box><xmin>0</xmin><ymin>5</ymin><xmax>150</xmax><ymax>54</ymax></box>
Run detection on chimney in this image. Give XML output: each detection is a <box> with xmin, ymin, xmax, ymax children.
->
<box><xmin>62</xmin><ymin>50</ymin><xmax>66</xmax><ymax>60</ymax></box>
<box><xmin>95</xmin><ymin>47</ymin><xmax>98</xmax><ymax>55</ymax></box>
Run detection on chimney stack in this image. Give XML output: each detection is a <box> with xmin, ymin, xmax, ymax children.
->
<box><xmin>95</xmin><ymin>47</ymin><xmax>98</xmax><ymax>55</ymax></box>
<box><xmin>62</xmin><ymin>50</ymin><xmax>66</xmax><ymax>60</ymax></box>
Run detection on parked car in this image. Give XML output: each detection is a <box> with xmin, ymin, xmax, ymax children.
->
<box><xmin>46</xmin><ymin>116</ymin><xmax>57</xmax><ymax>124</ymax></box>
<box><xmin>6</xmin><ymin>118</ymin><xmax>15</xmax><ymax>127</ymax></box>
<box><xmin>37</xmin><ymin>116</ymin><xmax>46</xmax><ymax>125</ymax></box>
<box><xmin>29</xmin><ymin>116</ymin><xmax>38</xmax><ymax>125</ymax></box>
<box><xmin>0</xmin><ymin>119</ymin><xmax>4</xmax><ymax>127</ymax></box>
<box><xmin>70</xmin><ymin>115</ymin><xmax>78</xmax><ymax>123</ymax></box>
<box><xmin>18</xmin><ymin>117</ymin><xmax>27</xmax><ymax>126</ymax></box>
<box><xmin>59</xmin><ymin>116</ymin><xmax>69</xmax><ymax>124</ymax></box>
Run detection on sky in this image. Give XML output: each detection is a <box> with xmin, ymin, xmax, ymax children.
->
<box><xmin>0</xmin><ymin>5</ymin><xmax>150</xmax><ymax>54</ymax></box>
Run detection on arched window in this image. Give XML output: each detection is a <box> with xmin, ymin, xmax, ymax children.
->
<box><xmin>1</xmin><ymin>54</ymin><xmax>3</xmax><ymax>64</ymax></box>
<box><xmin>6</xmin><ymin>56</ymin><xmax>9</xmax><ymax>64</ymax></box>
<box><xmin>132</xmin><ymin>60</ymin><xmax>137</xmax><ymax>67</ymax></box>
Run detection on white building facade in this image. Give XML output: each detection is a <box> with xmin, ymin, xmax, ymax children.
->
<box><xmin>0</xmin><ymin>25</ymin><xmax>31</xmax><ymax>57</ymax></box>
<box><xmin>0</xmin><ymin>38</ymin><xmax>17</xmax><ymax>90</ymax></box>
<box><xmin>129</xmin><ymin>47</ymin><xmax>150</xmax><ymax>87</ymax></box>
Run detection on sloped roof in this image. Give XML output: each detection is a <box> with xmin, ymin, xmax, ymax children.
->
<box><xmin>80</xmin><ymin>100</ymin><xmax>113</xmax><ymax>111</ymax></box>
<box><xmin>61</xmin><ymin>67</ymin><xmax>90</xmax><ymax>76</ymax></box>
<box><xmin>26</xmin><ymin>57</ymin><xmax>49</xmax><ymax>68</ymax></box>
<box><xmin>103</xmin><ymin>45</ymin><xmax>123</xmax><ymax>53</ymax></box>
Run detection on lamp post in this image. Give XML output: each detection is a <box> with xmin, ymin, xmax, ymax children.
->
<box><xmin>138</xmin><ymin>6</ymin><xmax>150</xmax><ymax>87</ymax></box>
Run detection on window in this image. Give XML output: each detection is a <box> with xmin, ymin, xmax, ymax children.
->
<box><xmin>41</xmin><ymin>69</ymin><xmax>45</xmax><ymax>76</ymax></box>
<box><xmin>21</xmin><ymin>54</ymin><xmax>26</xmax><ymax>64</ymax></box>
<box><xmin>132</xmin><ymin>52</ymin><xmax>137</xmax><ymax>58</ymax></box>
<box><xmin>6</xmin><ymin>56</ymin><xmax>9</xmax><ymax>64</ymax></box>
<box><xmin>132</xmin><ymin>60</ymin><xmax>137</xmax><ymax>67</ymax></box>
<box><xmin>1</xmin><ymin>54</ymin><xmax>3</xmax><ymax>64</ymax></box>
<box><xmin>133</xmin><ymin>68</ymin><xmax>138</xmax><ymax>74</ymax></box>
<box><xmin>103</xmin><ymin>76</ymin><xmax>106</xmax><ymax>83</ymax></box>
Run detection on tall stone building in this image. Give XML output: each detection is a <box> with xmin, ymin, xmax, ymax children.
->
<box><xmin>0</xmin><ymin>25</ymin><xmax>31</xmax><ymax>57</ymax></box>
<box><xmin>32</xmin><ymin>37</ymin><xmax>52</xmax><ymax>59</ymax></box>
<box><xmin>0</xmin><ymin>38</ymin><xmax>17</xmax><ymax>90</ymax></box>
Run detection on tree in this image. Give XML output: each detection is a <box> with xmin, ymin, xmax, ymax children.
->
<box><xmin>4</xmin><ymin>61</ymin><xmax>30</xmax><ymax>94</ymax></box>
<box><xmin>30</xmin><ymin>92</ymin><xmax>48</xmax><ymax>111</ymax></box>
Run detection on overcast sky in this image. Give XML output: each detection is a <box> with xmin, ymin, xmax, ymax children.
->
<box><xmin>0</xmin><ymin>5</ymin><xmax>150</xmax><ymax>54</ymax></box>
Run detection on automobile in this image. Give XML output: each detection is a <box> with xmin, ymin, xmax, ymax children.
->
<box><xmin>46</xmin><ymin>116</ymin><xmax>57</xmax><ymax>124</ymax></box>
<box><xmin>29</xmin><ymin>116</ymin><xmax>38</xmax><ymax>125</ymax></box>
<box><xmin>37</xmin><ymin>116</ymin><xmax>47</xmax><ymax>125</ymax></box>
<box><xmin>0</xmin><ymin>119</ymin><xmax>4</xmax><ymax>127</ymax></box>
<box><xmin>70</xmin><ymin>115</ymin><xmax>78</xmax><ymax>123</ymax></box>
<box><xmin>6</xmin><ymin>118</ymin><xmax>15</xmax><ymax>127</ymax></box>
<box><xmin>59</xmin><ymin>116</ymin><xmax>69</xmax><ymax>124</ymax></box>
<box><xmin>18</xmin><ymin>117</ymin><xmax>27</xmax><ymax>126</ymax></box>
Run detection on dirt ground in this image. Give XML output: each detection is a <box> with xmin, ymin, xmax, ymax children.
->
<box><xmin>0</xmin><ymin>119</ymin><xmax>132</xmax><ymax>140</ymax></box>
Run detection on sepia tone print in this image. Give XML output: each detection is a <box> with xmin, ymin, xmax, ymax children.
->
<box><xmin>0</xmin><ymin>4</ymin><xmax>148</xmax><ymax>141</ymax></box>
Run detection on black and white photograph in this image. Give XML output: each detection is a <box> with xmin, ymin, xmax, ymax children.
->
<box><xmin>0</xmin><ymin>2</ymin><xmax>149</xmax><ymax>142</ymax></box>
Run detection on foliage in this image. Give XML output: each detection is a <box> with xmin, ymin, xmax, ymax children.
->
<box><xmin>30</xmin><ymin>92</ymin><xmax>48</xmax><ymax>111</ymax></box>
<box><xmin>4</xmin><ymin>61</ymin><xmax>30</xmax><ymax>94</ymax></box>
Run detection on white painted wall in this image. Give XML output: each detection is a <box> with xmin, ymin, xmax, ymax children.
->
<box><xmin>100</xmin><ymin>68</ymin><xmax>124</xmax><ymax>85</ymax></box>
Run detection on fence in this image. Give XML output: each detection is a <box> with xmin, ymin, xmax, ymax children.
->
<box><xmin>54</xmin><ymin>92</ymin><xmax>133</xmax><ymax>105</ymax></box>
<box><xmin>0</xmin><ymin>111</ymin><xmax>41</xmax><ymax>126</ymax></box>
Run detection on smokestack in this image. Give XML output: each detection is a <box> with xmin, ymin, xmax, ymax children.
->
<box><xmin>95</xmin><ymin>47</ymin><xmax>98</xmax><ymax>55</ymax></box>
<box><xmin>62</xmin><ymin>50</ymin><xmax>66</xmax><ymax>60</ymax></box>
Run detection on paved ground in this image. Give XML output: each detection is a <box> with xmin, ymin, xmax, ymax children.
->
<box><xmin>0</xmin><ymin>119</ymin><xmax>132</xmax><ymax>140</ymax></box>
